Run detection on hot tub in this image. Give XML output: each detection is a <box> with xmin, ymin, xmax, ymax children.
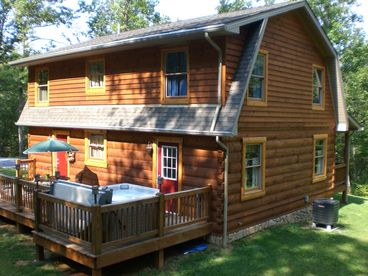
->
<box><xmin>50</xmin><ymin>180</ymin><xmax>159</xmax><ymax>205</ymax></box>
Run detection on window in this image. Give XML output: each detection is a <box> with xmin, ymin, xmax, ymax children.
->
<box><xmin>84</xmin><ymin>131</ymin><xmax>107</xmax><ymax>168</ymax></box>
<box><xmin>242</xmin><ymin>137</ymin><xmax>266</xmax><ymax>200</ymax></box>
<box><xmin>161</xmin><ymin>145</ymin><xmax>178</xmax><ymax>180</ymax></box>
<box><xmin>162</xmin><ymin>49</ymin><xmax>189</xmax><ymax>103</ymax></box>
<box><xmin>86</xmin><ymin>59</ymin><xmax>105</xmax><ymax>94</ymax></box>
<box><xmin>312</xmin><ymin>66</ymin><xmax>324</xmax><ymax>110</ymax></box>
<box><xmin>313</xmin><ymin>134</ymin><xmax>328</xmax><ymax>182</ymax></box>
<box><xmin>247</xmin><ymin>50</ymin><xmax>268</xmax><ymax>106</ymax></box>
<box><xmin>35</xmin><ymin>68</ymin><xmax>49</xmax><ymax>106</ymax></box>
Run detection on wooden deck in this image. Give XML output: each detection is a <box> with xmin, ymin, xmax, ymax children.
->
<box><xmin>0</xmin><ymin>174</ymin><xmax>212</xmax><ymax>275</ymax></box>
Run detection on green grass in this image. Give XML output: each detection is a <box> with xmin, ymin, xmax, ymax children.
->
<box><xmin>0</xmin><ymin>195</ymin><xmax>367</xmax><ymax>275</ymax></box>
<box><xmin>0</xmin><ymin>167</ymin><xmax>16</xmax><ymax>177</ymax></box>
<box><xmin>141</xmin><ymin>194</ymin><xmax>368</xmax><ymax>276</ymax></box>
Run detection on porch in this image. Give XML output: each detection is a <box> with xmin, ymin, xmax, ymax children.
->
<box><xmin>0</xmin><ymin>171</ymin><xmax>212</xmax><ymax>275</ymax></box>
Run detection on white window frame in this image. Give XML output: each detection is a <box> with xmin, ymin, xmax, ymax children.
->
<box><xmin>161</xmin><ymin>145</ymin><xmax>178</xmax><ymax>181</ymax></box>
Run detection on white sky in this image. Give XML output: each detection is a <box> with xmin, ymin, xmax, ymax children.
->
<box><xmin>32</xmin><ymin>0</ymin><xmax>368</xmax><ymax>51</ymax></box>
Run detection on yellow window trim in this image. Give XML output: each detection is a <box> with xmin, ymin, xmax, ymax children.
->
<box><xmin>84</xmin><ymin>130</ymin><xmax>108</xmax><ymax>168</ymax></box>
<box><xmin>160</xmin><ymin>47</ymin><xmax>190</xmax><ymax>104</ymax></box>
<box><xmin>241</xmin><ymin>137</ymin><xmax>267</xmax><ymax>201</ymax></box>
<box><xmin>247</xmin><ymin>49</ymin><xmax>268</xmax><ymax>107</ymax></box>
<box><xmin>34</xmin><ymin>67</ymin><xmax>49</xmax><ymax>107</ymax></box>
<box><xmin>52</xmin><ymin>130</ymin><xmax>70</xmax><ymax>177</ymax></box>
<box><xmin>312</xmin><ymin>134</ymin><xmax>328</xmax><ymax>183</ymax></box>
<box><xmin>152</xmin><ymin>136</ymin><xmax>183</xmax><ymax>190</ymax></box>
<box><xmin>312</xmin><ymin>64</ymin><xmax>325</xmax><ymax>111</ymax></box>
<box><xmin>85</xmin><ymin>58</ymin><xmax>106</xmax><ymax>95</ymax></box>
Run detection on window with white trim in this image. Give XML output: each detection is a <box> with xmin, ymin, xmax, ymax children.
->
<box><xmin>161</xmin><ymin>145</ymin><xmax>178</xmax><ymax>180</ymax></box>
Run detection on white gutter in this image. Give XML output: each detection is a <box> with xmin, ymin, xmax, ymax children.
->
<box><xmin>205</xmin><ymin>32</ymin><xmax>222</xmax><ymax>132</ymax></box>
<box><xmin>204</xmin><ymin>32</ymin><xmax>229</xmax><ymax>248</ymax></box>
<box><xmin>10</xmin><ymin>24</ymin><xmax>228</xmax><ymax>67</ymax></box>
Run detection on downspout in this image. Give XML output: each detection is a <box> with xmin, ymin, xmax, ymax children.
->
<box><xmin>204</xmin><ymin>32</ymin><xmax>229</xmax><ymax>248</ymax></box>
<box><xmin>205</xmin><ymin>32</ymin><xmax>222</xmax><ymax>131</ymax></box>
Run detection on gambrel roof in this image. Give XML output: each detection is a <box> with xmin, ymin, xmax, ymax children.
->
<box><xmin>14</xmin><ymin>0</ymin><xmax>349</xmax><ymax>135</ymax></box>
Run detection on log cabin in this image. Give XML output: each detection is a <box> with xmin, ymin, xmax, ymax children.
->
<box><xmin>9</xmin><ymin>0</ymin><xmax>360</xmax><ymax>273</ymax></box>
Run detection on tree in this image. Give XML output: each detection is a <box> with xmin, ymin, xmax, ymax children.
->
<box><xmin>0</xmin><ymin>0</ymin><xmax>74</xmax><ymax>61</ymax></box>
<box><xmin>79</xmin><ymin>0</ymin><xmax>170</xmax><ymax>37</ymax></box>
<box><xmin>216</xmin><ymin>0</ymin><xmax>275</xmax><ymax>13</ymax></box>
<box><xmin>217</xmin><ymin>0</ymin><xmax>252</xmax><ymax>13</ymax></box>
<box><xmin>0</xmin><ymin>0</ymin><xmax>74</xmax><ymax>156</ymax></box>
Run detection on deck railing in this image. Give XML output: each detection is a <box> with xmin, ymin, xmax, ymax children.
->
<box><xmin>0</xmin><ymin>173</ymin><xmax>48</xmax><ymax>212</ymax></box>
<box><xmin>34</xmin><ymin>186</ymin><xmax>211</xmax><ymax>255</ymax></box>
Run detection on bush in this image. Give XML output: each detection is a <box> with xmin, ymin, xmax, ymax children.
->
<box><xmin>351</xmin><ymin>182</ymin><xmax>368</xmax><ymax>197</ymax></box>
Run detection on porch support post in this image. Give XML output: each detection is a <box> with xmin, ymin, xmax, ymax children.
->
<box><xmin>342</xmin><ymin>132</ymin><xmax>351</xmax><ymax>204</ymax></box>
<box><xmin>155</xmin><ymin>193</ymin><xmax>165</xmax><ymax>269</ymax></box>
<box><xmin>33</xmin><ymin>185</ymin><xmax>44</xmax><ymax>260</ymax></box>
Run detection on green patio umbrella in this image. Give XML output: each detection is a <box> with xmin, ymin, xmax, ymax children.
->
<box><xmin>23</xmin><ymin>138</ymin><xmax>78</xmax><ymax>176</ymax></box>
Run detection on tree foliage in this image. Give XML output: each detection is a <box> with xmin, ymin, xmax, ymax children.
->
<box><xmin>0</xmin><ymin>0</ymin><xmax>74</xmax><ymax>156</ymax></box>
<box><xmin>79</xmin><ymin>0</ymin><xmax>170</xmax><ymax>37</ymax></box>
<box><xmin>0</xmin><ymin>0</ymin><xmax>74</xmax><ymax>61</ymax></box>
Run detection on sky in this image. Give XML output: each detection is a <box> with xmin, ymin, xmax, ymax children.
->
<box><xmin>32</xmin><ymin>0</ymin><xmax>368</xmax><ymax>51</ymax></box>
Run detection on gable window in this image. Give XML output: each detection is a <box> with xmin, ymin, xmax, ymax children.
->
<box><xmin>35</xmin><ymin>68</ymin><xmax>49</xmax><ymax>106</ymax></box>
<box><xmin>84</xmin><ymin>131</ymin><xmax>107</xmax><ymax>168</ymax></box>
<box><xmin>312</xmin><ymin>66</ymin><xmax>324</xmax><ymax>110</ymax></box>
<box><xmin>241</xmin><ymin>137</ymin><xmax>266</xmax><ymax>200</ymax></box>
<box><xmin>162</xmin><ymin>49</ymin><xmax>189</xmax><ymax>103</ymax></box>
<box><xmin>313</xmin><ymin>134</ymin><xmax>328</xmax><ymax>182</ymax></box>
<box><xmin>247</xmin><ymin>50</ymin><xmax>268</xmax><ymax>106</ymax></box>
<box><xmin>86</xmin><ymin>59</ymin><xmax>105</xmax><ymax>94</ymax></box>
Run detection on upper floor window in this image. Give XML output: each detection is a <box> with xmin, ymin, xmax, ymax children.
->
<box><xmin>247</xmin><ymin>50</ymin><xmax>268</xmax><ymax>106</ymax></box>
<box><xmin>241</xmin><ymin>137</ymin><xmax>266</xmax><ymax>200</ymax></box>
<box><xmin>86</xmin><ymin>59</ymin><xmax>105</xmax><ymax>94</ymax></box>
<box><xmin>313</xmin><ymin>134</ymin><xmax>328</xmax><ymax>182</ymax></box>
<box><xmin>162</xmin><ymin>49</ymin><xmax>189</xmax><ymax>103</ymax></box>
<box><xmin>312</xmin><ymin>66</ymin><xmax>324</xmax><ymax>110</ymax></box>
<box><xmin>35</xmin><ymin>68</ymin><xmax>49</xmax><ymax>106</ymax></box>
<box><xmin>84</xmin><ymin>131</ymin><xmax>107</xmax><ymax>168</ymax></box>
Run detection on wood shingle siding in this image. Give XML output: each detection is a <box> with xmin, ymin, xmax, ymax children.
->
<box><xmin>225</xmin><ymin>12</ymin><xmax>337</xmax><ymax>232</ymax></box>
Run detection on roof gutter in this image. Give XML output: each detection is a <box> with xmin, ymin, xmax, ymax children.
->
<box><xmin>10</xmin><ymin>24</ymin><xmax>228</xmax><ymax>67</ymax></box>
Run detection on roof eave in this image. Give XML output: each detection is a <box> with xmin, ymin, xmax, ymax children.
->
<box><xmin>10</xmin><ymin>24</ymin><xmax>233</xmax><ymax>67</ymax></box>
<box><xmin>15</xmin><ymin>121</ymin><xmax>234</xmax><ymax>137</ymax></box>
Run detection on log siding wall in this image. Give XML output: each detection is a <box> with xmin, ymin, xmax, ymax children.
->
<box><xmin>27</xmin><ymin>39</ymin><xmax>223</xmax><ymax>106</ymax></box>
<box><xmin>28</xmin><ymin>127</ymin><xmax>224</xmax><ymax>233</ymax></box>
<box><xmin>225</xmin><ymin>12</ymin><xmax>338</xmax><ymax>233</ymax></box>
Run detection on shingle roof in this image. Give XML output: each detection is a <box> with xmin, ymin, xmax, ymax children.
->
<box><xmin>10</xmin><ymin>1</ymin><xmax>304</xmax><ymax>66</ymax></box>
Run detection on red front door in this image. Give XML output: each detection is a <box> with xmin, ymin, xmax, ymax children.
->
<box><xmin>55</xmin><ymin>134</ymin><xmax>68</xmax><ymax>178</ymax></box>
<box><xmin>157</xmin><ymin>142</ymin><xmax>179</xmax><ymax>194</ymax></box>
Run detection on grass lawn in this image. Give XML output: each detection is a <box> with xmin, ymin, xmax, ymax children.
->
<box><xmin>0</xmin><ymin>167</ymin><xmax>16</xmax><ymax>177</ymax></box>
<box><xmin>142</xmin><ymin>194</ymin><xmax>368</xmax><ymax>276</ymax></box>
<box><xmin>0</xmin><ymin>195</ymin><xmax>367</xmax><ymax>275</ymax></box>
